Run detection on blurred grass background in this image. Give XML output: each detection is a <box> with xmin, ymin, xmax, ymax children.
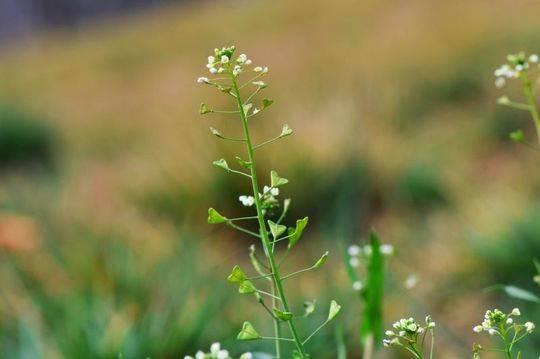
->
<box><xmin>0</xmin><ymin>0</ymin><xmax>539</xmax><ymax>357</ymax></box>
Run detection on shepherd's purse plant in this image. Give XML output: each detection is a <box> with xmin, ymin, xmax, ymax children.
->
<box><xmin>197</xmin><ymin>46</ymin><xmax>340</xmax><ymax>359</ymax></box>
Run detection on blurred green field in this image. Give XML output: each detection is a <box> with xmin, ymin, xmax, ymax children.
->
<box><xmin>0</xmin><ymin>0</ymin><xmax>539</xmax><ymax>357</ymax></box>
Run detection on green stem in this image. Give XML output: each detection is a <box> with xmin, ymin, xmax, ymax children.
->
<box><xmin>272</xmin><ymin>283</ymin><xmax>282</xmax><ymax>359</ymax></box>
<box><xmin>230</xmin><ymin>74</ymin><xmax>308</xmax><ymax>358</ymax></box>
<box><xmin>522</xmin><ymin>74</ymin><xmax>540</xmax><ymax>145</ymax></box>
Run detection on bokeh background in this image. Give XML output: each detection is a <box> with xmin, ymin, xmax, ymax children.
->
<box><xmin>0</xmin><ymin>0</ymin><xmax>539</xmax><ymax>357</ymax></box>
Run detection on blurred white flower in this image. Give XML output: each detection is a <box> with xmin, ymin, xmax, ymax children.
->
<box><xmin>473</xmin><ymin>325</ymin><xmax>483</xmax><ymax>333</ymax></box>
<box><xmin>263</xmin><ymin>186</ymin><xmax>279</xmax><ymax>196</ymax></box>
<box><xmin>254</xmin><ymin>66</ymin><xmax>263</xmax><ymax>72</ymax></box>
<box><xmin>195</xmin><ymin>351</ymin><xmax>205</xmax><ymax>359</ymax></box>
<box><xmin>495</xmin><ymin>77</ymin><xmax>506</xmax><ymax>88</ymax></box>
<box><xmin>511</xmin><ymin>308</ymin><xmax>520</xmax><ymax>316</ymax></box>
<box><xmin>210</xmin><ymin>342</ymin><xmax>220</xmax><ymax>354</ymax></box>
<box><xmin>352</xmin><ymin>280</ymin><xmax>363</xmax><ymax>291</ymax></box>
<box><xmin>221</xmin><ymin>55</ymin><xmax>229</xmax><ymax>64</ymax></box>
<box><xmin>217</xmin><ymin>350</ymin><xmax>229</xmax><ymax>359</ymax></box>
<box><xmin>525</xmin><ymin>321</ymin><xmax>535</xmax><ymax>333</ymax></box>
<box><xmin>347</xmin><ymin>244</ymin><xmax>360</xmax><ymax>256</ymax></box>
<box><xmin>380</xmin><ymin>244</ymin><xmax>394</xmax><ymax>255</ymax></box>
<box><xmin>404</xmin><ymin>274</ymin><xmax>418</xmax><ymax>289</ymax></box>
<box><xmin>239</xmin><ymin>195</ymin><xmax>255</xmax><ymax>207</ymax></box>
<box><xmin>349</xmin><ymin>257</ymin><xmax>360</xmax><ymax>268</ymax></box>
<box><xmin>530</xmin><ymin>54</ymin><xmax>539</xmax><ymax>63</ymax></box>
<box><xmin>239</xmin><ymin>353</ymin><xmax>253</xmax><ymax>359</ymax></box>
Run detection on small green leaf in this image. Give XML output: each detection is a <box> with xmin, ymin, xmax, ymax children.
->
<box><xmin>328</xmin><ymin>300</ymin><xmax>341</xmax><ymax>321</ymax></box>
<box><xmin>199</xmin><ymin>102</ymin><xmax>211</xmax><ymax>114</ymax></box>
<box><xmin>273</xmin><ymin>308</ymin><xmax>293</xmax><ymax>321</ymax></box>
<box><xmin>280</xmin><ymin>124</ymin><xmax>293</xmax><ymax>137</ymax></box>
<box><xmin>262</xmin><ymin>98</ymin><xmax>274</xmax><ymax>109</ymax></box>
<box><xmin>509</xmin><ymin>130</ymin><xmax>525</xmax><ymax>142</ymax></box>
<box><xmin>268</xmin><ymin>220</ymin><xmax>287</xmax><ymax>239</ymax></box>
<box><xmin>237</xmin><ymin>321</ymin><xmax>261</xmax><ymax>340</ymax></box>
<box><xmin>208</xmin><ymin>208</ymin><xmax>227</xmax><ymax>224</ymax></box>
<box><xmin>303</xmin><ymin>300</ymin><xmax>316</xmax><ymax>317</ymax></box>
<box><xmin>270</xmin><ymin>170</ymin><xmax>289</xmax><ymax>187</ymax></box>
<box><xmin>313</xmin><ymin>251</ymin><xmax>329</xmax><ymax>269</ymax></box>
<box><xmin>236</xmin><ymin>156</ymin><xmax>252</xmax><ymax>169</ymax></box>
<box><xmin>239</xmin><ymin>280</ymin><xmax>257</xmax><ymax>294</ymax></box>
<box><xmin>503</xmin><ymin>285</ymin><xmax>540</xmax><ymax>303</ymax></box>
<box><xmin>227</xmin><ymin>265</ymin><xmax>247</xmax><ymax>283</ymax></box>
<box><xmin>288</xmin><ymin>217</ymin><xmax>309</xmax><ymax>249</ymax></box>
<box><xmin>243</xmin><ymin>103</ymin><xmax>253</xmax><ymax>114</ymax></box>
<box><xmin>213</xmin><ymin>158</ymin><xmax>230</xmax><ymax>171</ymax></box>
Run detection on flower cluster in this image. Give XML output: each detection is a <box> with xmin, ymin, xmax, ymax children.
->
<box><xmin>198</xmin><ymin>46</ymin><xmax>266</xmax><ymax>80</ymax></box>
<box><xmin>472</xmin><ymin>308</ymin><xmax>534</xmax><ymax>358</ymax></box>
<box><xmin>347</xmin><ymin>242</ymin><xmax>393</xmax><ymax>268</ymax></box>
<box><xmin>239</xmin><ymin>185</ymin><xmax>280</xmax><ymax>209</ymax></box>
<box><xmin>494</xmin><ymin>51</ymin><xmax>539</xmax><ymax>88</ymax></box>
<box><xmin>184</xmin><ymin>342</ymin><xmax>252</xmax><ymax>359</ymax></box>
<box><xmin>473</xmin><ymin>308</ymin><xmax>534</xmax><ymax>335</ymax></box>
<box><xmin>383</xmin><ymin>316</ymin><xmax>436</xmax><ymax>356</ymax></box>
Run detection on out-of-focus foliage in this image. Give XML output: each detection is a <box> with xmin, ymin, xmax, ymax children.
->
<box><xmin>0</xmin><ymin>0</ymin><xmax>539</xmax><ymax>357</ymax></box>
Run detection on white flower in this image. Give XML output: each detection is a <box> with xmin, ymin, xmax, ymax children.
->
<box><xmin>516</xmin><ymin>64</ymin><xmax>524</xmax><ymax>72</ymax></box>
<box><xmin>233</xmin><ymin>65</ymin><xmax>242</xmax><ymax>76</ymax></box>
<box><xmin>385</xmin><ymin>330</ymin><xmax>395</xmax><ymax>336</ymax></box>
<box><xmin>488</xmin><ymin>329</ymin><xmax>497</xmax><ymax>336</ymax></box>
<box><xmin>197</xmin><ymin>77</ymin><xmax>209</xmax><ymax>84</ymax></box>
<box><xmin>349</xmin><ymin>257</ymin><xmax>360</xmax><ymax>268</ymax></box>
<box><xmin>252</xmin><ymin>108</ymin><xmax>260</xmax><ymax>115</ymax></box>
<box><xmin>195</xmin><ymin>351</ymin><xmax>205</xmax><ymax>359</ymax></box>
<box><xmin>495</xmin><ymin>77</ymin><xmax>506</xmax><ymax>88</ymax></box>
<box><xmin>239</xmin><ymin>353</ymin><xmax>253</xmax><ymax>359</ymax></box>
<box><xmin>208</xmin><ymin>56</ymin><xmax>215</xmax><ymax>64</ymax></box>
<box><xmin>218</xmin><ymin>67</ymin><xmax>225</xmax><ymax>73</ymax></box>
<box><xmin>252</xmin><ymin>81</ymin><xmax>266</xmax><ymax>87</ymax></box>
<box><xmin>404</xmin><ymin>274</ymin><xmax>418</xmax><ymax>289</ymax></box>
<box><xmin>506</xmin><ymin>318</ymin><xmax>513</xmax><ymax>324</ymax></box>
<box><xmin>209</xmin><ymin>68</ymin><xmax>218</xmax><ymax>74</ymax></box>
<box><xmin>473</xmin><ymin>325</ymin><xmax>483</xmax><ymax>333</ymax></box>
<box><xmin>262</xmin><ymin>66</ymin><xmax>269</xmax><ymax>73</ymax></box>
<box><xmin>511</xmin><ymin>308</ymin><xmax>520</xmax><ymax>316</ymax></box>
<box><xmin>352</xmin><ymin>281</ymin><xmax>363</xmax><ymax>291</ymax></box>
<box><xmin>239</xmin><ymin>195</ymin><xmax>255</xmax><ymax>207</ymax></box>
<box><xmin>529</xmin><ymin>54</ymin><xmax>539</xmax><ymax>63</ymax></box>
<box><xmin>417</xmin><ymin>327</ymin><xmax>425</xmax><ymax>334</ymax></box>
<box><xmin>245</xmin><ymin>59</ymin><xmax>252</xmax><ymax>65</ymax></box>
<box><xmin>237</xmin><ymin>54</ymin><xmax>247</xmax><ymax>63</ymax></box>
<box><xmin>348</xmin><ymin>244</ymin><xmax>361</xmax><ymax>256</ymax></box>
<box><xmin>427</xmin><ymin>321</ymin><xmax>436</xmax><ymax>328</ymax></box>
<box><xmin>524</xmin><ymin>321</ymin><xmax>535</xmax><ymax>333</ymax></box>
<box><xmin>380</xmin><ymin>244</ymin><xmax>394</xmax><ymax>255</ymax></box>
<box><xmin>221</xmin><ymin>55</ymin><xmax>229</xmax><ymax>64</ymax></box>
<box><xmin>184</xmin><ymin>356</ymin><xmax>194</xmax><ymax>359</ymax></box>
<box><xmin>217</xmin><ymin>350</ymin><xmax>229</xmax><ymax>359</ymax></box>
<box><xmin>263</xmin><ymin>186</ymin><xmax>279</xmax><ymax>196</ymax></box>
<box><xmin>210</xmin><ymin>342</ymin><xmax>220</xmax><ymax>354</ymax></box>
<box><xmin>254</xmin><ymin>66</ymin><xmax>263</xmax><ymax>72</ymax></box>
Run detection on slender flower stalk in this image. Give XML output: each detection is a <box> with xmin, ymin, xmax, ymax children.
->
<box><xmin>199</xmin><ymin>46</ymin><xmax>340</xmax><ymax>359</ymax></box>
<box><xmin>494</xmin><ymin>51</ymin><xmax>540</xmax><ymax>145</ymax></box>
